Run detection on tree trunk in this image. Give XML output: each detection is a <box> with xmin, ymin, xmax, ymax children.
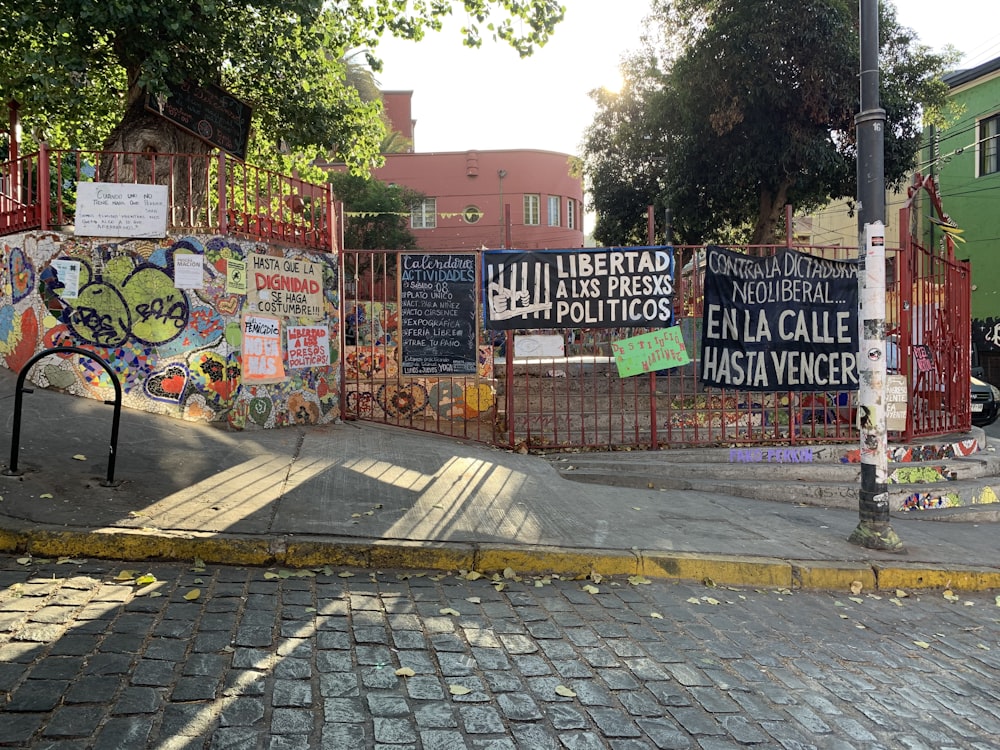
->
<box><xmin>100</xmin><ymin>90</ymin><xmax>214</xmax><ymax>227</ymax></box>
<box><xmin>749</xmin><ymin>180</ymin><xmax>792</xmax><ymax>245</ymax></box>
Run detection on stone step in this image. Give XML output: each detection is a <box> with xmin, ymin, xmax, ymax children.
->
<box><xmin>552</xmin><ymin>465</ymin><xmax>1000</xmax><ymax>516</ymax></box>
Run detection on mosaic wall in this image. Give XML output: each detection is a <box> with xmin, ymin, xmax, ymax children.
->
<box><xmin>1</xmin><ymin>232</ymin><xmax>339</xmax><ymax>429</ymax></box>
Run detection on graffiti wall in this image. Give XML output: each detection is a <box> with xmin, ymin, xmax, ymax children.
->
<box><xmin>0</xmin><ymin>231</ymin><xmax>339</xmax><ymax>429</ymax></box>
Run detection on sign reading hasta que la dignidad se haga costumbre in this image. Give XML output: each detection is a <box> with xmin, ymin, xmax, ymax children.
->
<box><xmin>700</xmin><ymin>245</ymin><xmax>859</xmax><ymax>391</ymax></box>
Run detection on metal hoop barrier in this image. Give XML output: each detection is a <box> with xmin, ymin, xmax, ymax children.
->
<box><xmin>4</xmin><ymin>347</ymin><xmax>123</xmax><ymax>486</ymax></box>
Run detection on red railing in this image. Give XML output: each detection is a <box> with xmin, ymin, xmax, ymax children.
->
<box><xmin>0</xmin><ymin>144</ymin><xmax>335</xmax><ymax>252</ymax></box>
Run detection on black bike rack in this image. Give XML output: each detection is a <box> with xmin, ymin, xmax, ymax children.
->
<box><xmin>4</xmin><ymin>347</ymin><xmax>123</xmax><ymax>486</ymax></box>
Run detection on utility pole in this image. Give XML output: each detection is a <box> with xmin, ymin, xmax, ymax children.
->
<box><xmin>849</xmin><ymin>0</ymin><xmax>903</xmax><ymax>552</ymax></box>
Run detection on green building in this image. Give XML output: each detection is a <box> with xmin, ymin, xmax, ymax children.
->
<box><xmin>921</xmin><ymin>56</ymin><xmax>1000</xmax><ymax>379</ymax></box>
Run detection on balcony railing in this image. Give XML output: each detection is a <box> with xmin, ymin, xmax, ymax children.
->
<box><xmin>0</xmin><ymin>144</ymin><xmax>335</xmax><ymax>251</ymax></box>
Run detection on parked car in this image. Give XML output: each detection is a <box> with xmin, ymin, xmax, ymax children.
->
<box><xmin>970</xmin><ymin>375</ymin><xmax>1000</xmax><ymax>427</ymax></box>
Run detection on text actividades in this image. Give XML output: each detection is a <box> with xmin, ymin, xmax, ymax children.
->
<box><xmin>701</xmin><ymin>346</ymin><xmax>858</xmax><ymax>389</ymax></box>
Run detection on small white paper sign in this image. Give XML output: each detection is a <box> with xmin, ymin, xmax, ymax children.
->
<box><xmin>174</xmin><ymin>254</ymin><xmax>204</xmax><ymax>289</ymax></box>
<box><xmin>50</xmin><ymin>259</ymin><xmax>81</xmax><ymax>299</ymax></box>
<box><xmin>75</xmin><ymin>182</ymin><xmax>169</xmax><ymax>238</ymax></box>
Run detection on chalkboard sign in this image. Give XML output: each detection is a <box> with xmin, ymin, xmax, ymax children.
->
<box><xmin>146</xmin><ymin>80</ymin><xmax>252</xmax><ymax>160</ymax></box>
<box><xmin>399</xmin><ymin>254</ymin><xmax>478</xmax><ymax>376</ymax></box>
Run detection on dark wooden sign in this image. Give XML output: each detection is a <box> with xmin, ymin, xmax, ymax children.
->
<box><xmin>146</xmin><ymin>80</ymin><xmax>252</xmax><ymax>160</ymax></box>
<box><xmin>399</xmin><ymin>253</ymin><xmax>478</xmax><ymax>376</ymax></box>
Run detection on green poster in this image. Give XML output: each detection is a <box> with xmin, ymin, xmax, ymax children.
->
<box><xmin>612</xmin><ymin>326</ymin><xmax>691</xmax><ymax>378</ymax></box>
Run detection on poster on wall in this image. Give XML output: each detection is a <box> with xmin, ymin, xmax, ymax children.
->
<box><xmin>49</xmin><ymin>259</ymin><xmax>81</xmax><ymax>299</ymax></box>
<box><xmin>700</xmin><ymin>245</ymin><xmax>858</xmax><ymax>391</ymax></box>
<box><xmin>398</xmin><ymin>253</ymin><xmax>478</xmax><ymax>375</ymax></box>
<box><xmin>242</xmin><ymin>314</ymin><xmax>285</xmax><ymax>383</ymax></box>
<box><xmin>75</xmin><ymin>183</ymin><xmax>169</xmax><ymax>238</ymax></box>
<box><xmin>612</xmin><ymin>327</ymin><xmax>691</xmax><ymax>378</ymax></box>
<box><xmin>173</xmin><ymin>253</ymin><xmax>204</xmax><ymax>289</ymax></box>
<box><xmin>248</xmin><ymin>253</ymin><xmax>323</xmax><ymax>320</ymax></box>
<box><xmin>226</xmin><ymin>258</ymin><xmax>248</xmax><ymax>294</ymax></box>
<box><xmin>286</xmin><ymin>325</ymin><xmax>330</xmax><ymax>369</ymax></box>
<box><xmin>483</xmin><ymin>247</ymin><xmax>674</xmax><ymax>330</ymax></box>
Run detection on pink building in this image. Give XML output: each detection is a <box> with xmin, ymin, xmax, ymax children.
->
<box><xmin>345</xmin><ymin>91</ymin><xmax>585</xmax><ymax>251</ymax></box>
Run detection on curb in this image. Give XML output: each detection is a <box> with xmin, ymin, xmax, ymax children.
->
<box><xmin>3</xmin><ymin>525</ymin><xmax>1000</xmax><ymax>593</ymax></box>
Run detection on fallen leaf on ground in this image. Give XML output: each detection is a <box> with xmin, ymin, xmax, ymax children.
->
<box><xmin>449</xmin><ymin>685</ymin><xmax>472</xmax><ymax>696</ymax></box>
<box><xmin>850</xmin><ymin>581</ymin><xmax>863</xmax><ymax>595</ymax></box>
<box><xmin>395</xmin><ymin>667</ymin><xmax>415</xmax><ymax>677</ymax></box>
<box><xmin>628</xmin><ymin>575</ymin><xmax>652</xmax><ymax>586</ymax></box>
<box><xmin>944</xmin><ymin>589</ymin><xmax>960</xmax><ymax>602</ymax></box>
<box><xmin>439</xmin><ymin>607</ymin><xmax>460</xmax><ymax>616</ymax></box>
<box><xmin>184</xmin><ymin>589</ymin><xmax>201</xmax><ymax>601</ymax></box>
<box><xmin>555</xmin><ymin>685</ymin><xmax>576</xmax><ymax>697</ymax></box>
<box><xmin>72</xmin><ymin>454</ymin><xmax>87</xmax><ymax>461</ymax></box>
<box><xmin>582</xmin><ymin>584</ymin><xmax>599</xmax><ymax>594</ymax></box>
<box><xmin>650</xmin><ymin>612</ymin><xmax>663</xmax><ymax>619</ymax></box>
<box><xmin>135</xmin><ymin>574</ymin><xmax>157</xmax><ymax>586</ymax></box>
<box><xmin>39</xmin><ymin>493</ymin><xmax>53</xmax><ymax>499</ymax></box>
<box><xmin>913</xmin><ymin>640</ymin><xmax>930</xmax><ymax>649</ymax></box>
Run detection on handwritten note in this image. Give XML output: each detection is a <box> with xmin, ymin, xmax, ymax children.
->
<box><xmin>75</xmin><ymin>183</ymin><xmax>169</xmax><ymax>238</ymax></box>
<box><xmin>286</xmin><ymin>325</ymin><xmax>330</xmax><ymax>369</ymax></box>
<box><xmin>242</xmin><ymin>314</ymin><xmax>285</xmax><ymax>384</ymax></box>
<box><xmin>612</xmin><ymin>326</ymin><xmax>691</xmax><ymax>378</ymax></box>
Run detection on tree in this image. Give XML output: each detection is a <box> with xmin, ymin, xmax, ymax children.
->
<box><xmin>583</xmin><ymin>0</ymin><xmax>956</xmax><ymax>246</ymax></box>
<box><xmin>329</xmin><ymin>172</ymin><xmax>422</xmax><ymax>250</ymax></box>
<box><xmin>0</xmin><ymin>1</ymin><xmax>564</xmax><ymax>172</ymax></box>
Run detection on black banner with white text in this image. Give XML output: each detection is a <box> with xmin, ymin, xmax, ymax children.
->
<box><xmin>483</xmin><ymin>247</ymin><xmax>674</xmax><ymax>330</ymax></box>
<box><xmin>700</xmin><ymin>246</ymin><xmax>858</xmax><ymax>391</ymax></box>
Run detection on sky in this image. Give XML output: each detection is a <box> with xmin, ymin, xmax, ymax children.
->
<box><xmin>373</xmin><ymin>0</ymin><xmax>1000</xmax><ymax>156</ymax></box>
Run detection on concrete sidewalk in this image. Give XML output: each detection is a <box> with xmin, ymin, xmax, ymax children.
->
<box><xmin>2</xmin><ymin>368</ymin><xmax>1000</xmax><ymax>592</ymax></box>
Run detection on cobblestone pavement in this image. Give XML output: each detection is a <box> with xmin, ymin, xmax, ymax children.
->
<box><xmin>1</xmin><ymin>553</ymin><xmax>999</xmax><ymax>750</ymax></box>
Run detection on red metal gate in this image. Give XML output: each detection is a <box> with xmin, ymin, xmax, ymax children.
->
<box><xmin>339</xmin><ymin>235</ymin><xmax>970</xmax><ymax>450</ymax></box>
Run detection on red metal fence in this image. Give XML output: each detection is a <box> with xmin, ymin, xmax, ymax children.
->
<box><xmin>0</xmin><ymin>145</ymin><xmax>334</xmax><ymax>251</ymax></box>
<box><xmin>339</xmin><ymin>237</ymin><xmax>970</xmax><ymax>451</ymax></box>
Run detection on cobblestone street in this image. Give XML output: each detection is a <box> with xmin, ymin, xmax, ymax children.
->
<box><xmin>1</xmin><ymin>553</ymin><xmax>999</xmax><ymax>749</ymax></box>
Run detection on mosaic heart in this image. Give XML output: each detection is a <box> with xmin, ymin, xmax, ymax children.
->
<box><xmin>144</xmin><ymin>364</ymin><xmax>189</xmax><ymax>403</ymax></box>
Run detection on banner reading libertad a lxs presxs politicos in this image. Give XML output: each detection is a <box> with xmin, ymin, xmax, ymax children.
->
<box><xmin>483</xmin><ymin>247</ymin><xmax>674</xmax><ymax>330</ymax></box>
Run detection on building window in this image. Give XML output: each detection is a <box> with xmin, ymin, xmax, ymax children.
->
<box><xmin>547</xmin><ymin>196</ymin><xmax>560</xmax><ymax>226</ymax></box>
<box><xmin>463</xmin><ymin>206</ymin><xmax>483</xmax><ymax>223</ymax></box>
<box><xmin>411</xmin><ymin>198</ymin><xmax>437</xmax><ymax>229</ymax></box>
<box><xmin>566</xmin><ymin>199</ymin><xmax>576</xmax><ymax>230</ymax></box>
<box><xmin>981</xmin><ymin>114</ymin><xmax>1000</xmax><ymax>177</ymax></box>
<box><xmin>524</xmin><ymin>194</ymin><xmax>540</xmax><ymax>226</ymax></box>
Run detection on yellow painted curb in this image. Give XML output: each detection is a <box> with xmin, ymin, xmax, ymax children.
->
<box><xmin>874</xmin><ymin>563</ymin><xmax>1000</xmax><ymax>592</ymax></box>
<box><xmin>21</xmin><ymin>529</ymin><xmax>276</xmax><ymax>567</ymax></box>
<box><xmin>792</xmin><ymin>561</ymin><xmax>877</xmax><ymax>592</ymax></box>
<box><xmin>282</xmin><ymin>540</ymin><xmax>373</xmax><ymax>569</ymax></box>
<box><xmin>475</xmin><ymin>547</ymin><xmax>640</xmax><ymax>578</ymax></box>
<box><xmin>370</xmin><ymin>543</ymin><xmax>477</xmax><ymax>573</ymax></box>
<box><xmin>642</xmin><ymin>553</ymin><xmax>792</xmax><ymax>587</ymax></box>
